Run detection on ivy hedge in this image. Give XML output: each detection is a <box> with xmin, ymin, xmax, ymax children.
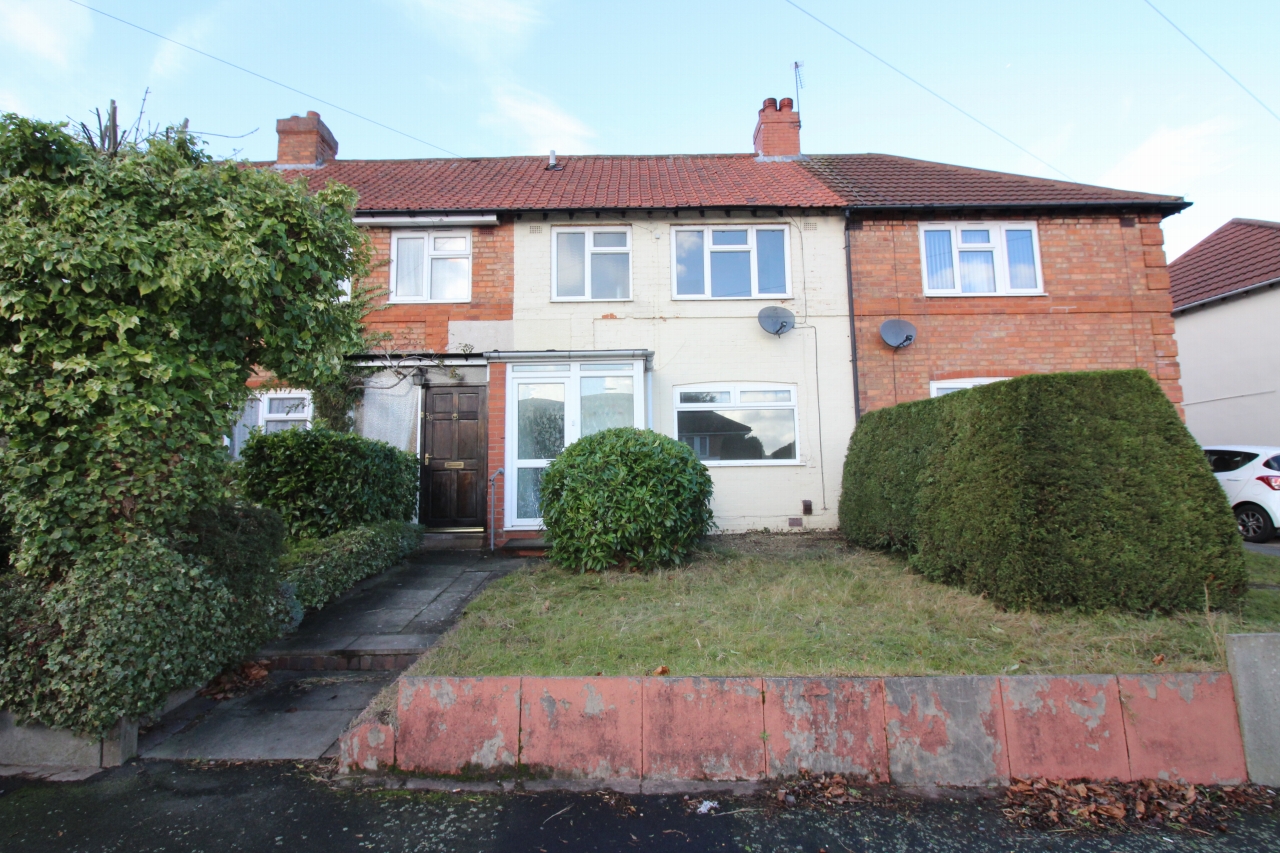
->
<box><xmin>541</xmin><ymin>427</ymin><xmax>714</xmax><ymax>571</ymax></box>
<box><xmin>839</xmin><ymin>370</ymin><xmax>1247</xmax><ymax>613</ymax></box>
<box><xmin>282</xmin><ymin>521</ymin><xmax>424</xmax><ymax>611</ymax></box>
<box><xmin>238</xmin><ymin>428</ymin><xmax>419</xmax><ymax>540</ymax></box>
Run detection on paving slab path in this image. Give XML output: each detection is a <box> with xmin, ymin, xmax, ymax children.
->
<box><xmin>139</xmin><ymin>549</ymin><xmax>524</xmax><ymax>762</ymax></box>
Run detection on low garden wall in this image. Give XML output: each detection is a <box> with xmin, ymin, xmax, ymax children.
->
<box><xmin>340</xmin><ymin>669</ymin><xmax>1250</xmax><ymax>787</ymax></box>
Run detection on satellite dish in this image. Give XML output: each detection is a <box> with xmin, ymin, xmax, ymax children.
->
<box><xmin>880</xmin><ymin>319</ymin><xmax>916</xmax><ymax>349</ymax></box>
<box><xmin>758</xmin><ymin>306</ymin><xmax>795</xmax><ymax>337</ymax></box>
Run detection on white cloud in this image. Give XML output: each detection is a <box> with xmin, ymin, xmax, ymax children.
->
<box><xmin>397</xmin><ymin>0</ymin><xmax>541</xmax><ymax>63</ymax></box>
<box><xmin>149</xmin><ymin>7</ymin><xmax>225</xmax><ymax>79</ymax></box>
<box><xmin>483</xmin><ymin>84</ymin><xmax>595</xmax><ymax>154</ymax></box>
<box><xmin>1098</xmin><ymin>118</ymin><xmax>1237</xmax><ymax>196</ymax></box>
<box><xmin>0</xmin><ymin>89</ymin><xmax>29</xmax><ymax>116</ymax></box>
<box><xmin>0</xmin><ymin>0</ymin><xmax>92</xmax><ymax>66</ymax></box>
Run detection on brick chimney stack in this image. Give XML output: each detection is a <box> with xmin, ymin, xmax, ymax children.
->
<box><xmin>275</xmin><ymin>111</ymin><xmax>338</xmax><ymax>167</ymax></box>
<box><xmin>753</xmin><ymin>97</ymin><xmax>801</xmax><ymax>159</ymax></box>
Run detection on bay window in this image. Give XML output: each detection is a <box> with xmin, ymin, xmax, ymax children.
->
<box><xmin>390</xmin><ymin>230</ymin><xmax>472</xmax><ymax>303</ymax></box>
<box><xmin>674</xmin><ymin>384</ymin><xmax>798</xmax><ymax>464</ymax></box>
<box><xmin>919</xmin><ymin>222</ymin><xmax>1043</xmax><ymax>296</ymax></box>
<box><xmin>672</xmin><ymin>225</ymin><xmax>791</xmax><ymax>299</ymax></box>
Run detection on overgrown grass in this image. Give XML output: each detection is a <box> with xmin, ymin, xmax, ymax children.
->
<box><xmin>409</xmin><ymin>534</ymin><xmax>1280</xmax><ymax>679</ymax></box>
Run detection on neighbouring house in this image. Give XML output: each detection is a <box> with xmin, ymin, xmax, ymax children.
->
<box><xmin>1170</xmin><ymin>218</ymin><xmax>1280</xmax><ymax>446</ymax></box>
<box><xmin>241</xmin><ymin>100</ymin><xmax>1188</xmax><ymax>548</ymax></box>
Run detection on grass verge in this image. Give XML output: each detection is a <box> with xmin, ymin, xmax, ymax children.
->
<box><xmin>408</xmin><ymin>533</ymin><xmax>1280</xmax><ymax>678</ymax></box>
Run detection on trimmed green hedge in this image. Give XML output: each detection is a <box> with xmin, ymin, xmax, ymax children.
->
<box><xmin>282</xmin><ymin>521</ymin><xmax>423</xmax><ymax>611</ymax></box>
<box><xmin>839</xmin><ymin>370</ymin><xmax>1247</xmax><ymax>613</ymax></box>
<box><xmin>0</xmin><ymin>505</ymin><xmax>287</xmax><ymax>735</ymax></box>
<box><xmin>541</xmin><ymin>428</ymin><xmax>715</xmax><ymax>572</ymax></box>
<box><xmin>239</xmin><ymin>428</ymin><xmax>419</xmax><ymax>540</ymax></box>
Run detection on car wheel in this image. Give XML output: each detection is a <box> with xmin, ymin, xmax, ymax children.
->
<box><xmin>1235</xmin><ymin>504</ymin><xmax>1276</xmax><ymax>543</ymax></box>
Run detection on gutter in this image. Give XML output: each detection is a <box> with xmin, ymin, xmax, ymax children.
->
<box><xmin>843</xmin><ymin>200</ymin><xmax>1191</xmax><ymax>217</ymax></box>
<box><xmin>483</xmin><ymin>349</ymin><xmax>656</xmax><ymax>370</ymax></box>
<box><xmin>843</xmin><ymin>211</ymin><xmax>862</xmax><ymax>418</ymax></box>
<box><xmin>1172</xmin><ymin>275</ymin><xmax>1280</xmax><ymax>316</ymax></box>
<box><xmin>353</xmin><ymin>213</ymin><xmax>498</xmax><ymax>227</ymax></box>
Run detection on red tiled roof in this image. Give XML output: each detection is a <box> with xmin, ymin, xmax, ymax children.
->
<box><xmin>1170</xmin><ymin>218</ymin><xmax>1280</xmax><ymax>310</ymax></box>
<box><xmin>283</xmin><ymin>154</ymin><xmax>843</xmax><ymax>211</ymax></box>
<box><xmin>802</xmin><ymin>154</ymin><xmax>1187</xmax><ymax>210</ymax></box>
<box><xmin>274</xmin><ymin>152</ymin><xmax>1186</xmax><ymax>214</ymax></box>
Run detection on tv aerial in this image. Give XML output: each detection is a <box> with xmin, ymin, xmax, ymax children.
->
<box><xmin>880</xmin><ymin>319</ymin><xmax>916</xmax><ymax>350</ymax></box>
<box><xmin>758</xmin><ymin>306</ymin><xmax>795</xmax><ymax>337</ymax></box>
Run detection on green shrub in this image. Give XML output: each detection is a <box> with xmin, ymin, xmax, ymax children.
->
<box><xmin>540</xmin><ymin>428</ymin><xmax>714</xmax><ymax>572</ymax></box>
<box><xmin>282</xmin><ymin>521</ymin><xmax>423</xmax><ymax>610</ymax></box>
<box><xmin>837</xmin><ymin>396</ymin><xmax>948</xmax><ymax>552</ymax></box>
<box><xmin>239</xmin><ymin>428</ymin><xmax>419</xmax><ymax>539</ymax></box>
<box><xmin>840</xmin><ymin>370</ymin><xmax>1247</xmax><ymax>613</ymax></box>
<box><xmin>0</xmin><ymin>506</ymin><xmax>287</xmax><ymax>735</ymax></box>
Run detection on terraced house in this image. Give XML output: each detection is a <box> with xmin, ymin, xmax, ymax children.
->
<box><xmin>244</xmin><ymin>99</ymin><xmax>1189</xmax><ymax>548</ymax></box>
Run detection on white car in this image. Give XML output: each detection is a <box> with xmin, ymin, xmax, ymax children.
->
<box><xmin>1204</xmin><ymin>446</ymin><xmax>1280</xmax><ymax>543</ymax></box>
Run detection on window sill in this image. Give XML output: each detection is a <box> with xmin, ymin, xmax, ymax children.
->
<box><xmin>549</xmin><ymin>297</ymin><xmax>634</xmax><ymax>303</ymax></box>
<box><xmin>921</xmin><ymin>291</ymin><xmax>1046</xmax><ymax>298</ymax></box>
<box><xmin>505</xmin><ymin>522</ymin><xmax>545</xmax><ymax>531</ymax></box>
<box><xmin>700</xmin><ymin>459</ymin><xmax>805</xmax><ymax>467</ymax></box>
<box><xmin>387</xmin><ymin>297</ymin><xmax>472</xmax><ymax>305</ymax></box>
<box><xmin>671</xmin><ymin>295</ymin><xmax>793</xmax><ymax>301</ymax></box>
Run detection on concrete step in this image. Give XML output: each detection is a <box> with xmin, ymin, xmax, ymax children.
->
<box><xmin>262</xmin><ymin>633</ymin><xmax>440</xmax><ymax>672</ymax></box>
<box><xmin>418</xmin><ymin>532</ymin><xmax>485</xmax><ymax>551</ymax></box>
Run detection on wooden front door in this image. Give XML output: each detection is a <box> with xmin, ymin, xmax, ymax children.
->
<box><xmin>420</xmin><ymin>386</ymin><xmax>486</xmax><ymax>529</ymax></box>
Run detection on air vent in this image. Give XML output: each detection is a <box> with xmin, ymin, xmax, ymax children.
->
<box><xmin>529</xmin><ymin>224</ymin><xmax>543</xmax><ymax>234</ymax></box>
<box><xmin>803</xmin><ymin>221</ymin><xmax>817</xmax><ymax>231</ymax></box>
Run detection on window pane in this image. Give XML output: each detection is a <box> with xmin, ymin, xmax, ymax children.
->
<box><xmin>740</xmin><ymin>390</ymin><xmax>790</xmax><ymax>403</ymax></box>
<box><xmin>517</xmin><ymin>384</ymin><xmax>565</xmax><ymax>460</ymax></box>
<box><xmin>756</xmin><ymin>229</ymin><xmax>787</xmax><ymax>294</ymax></box>
<box><xmin>433</xmin><ymin>235</ymin><xmax>467</xmax><ymax>252</ymax></box>
<box><xmin>677</xmin><ymin>408</ymin><xmax>795</xmax><ymax>460</ymax></box>
<box><xmin>710</xmin><ymin>251</ymin><xmax>751</xmax><ymax>298</ymax></box>
<box><xmin>1264</xmin><ymin>455</ymin><xmax>1280</xmax><ymax>472</ymax></box>
<box><xmin>593</xmin><ymin>232</ymin><xmax>627</xmax><ymax>248</ymax></box>
<box><xmin>1005</xmin><ymin>229</ymin><xmax>1038</xmax><ymax>289</ymax></box>
<box><xmin>581</xmin><ymin>376</ymin><xmax>634</xmax><ymax>436</ymax></box>
<box><xmin>591</xmin><ymin>252</ymin><xmax>630</xmax><ymax>299</ymax></box>
<box><xmin>932</xmin><ymin>386</ymin><xmax>965</xmax><ymax>397</ymax></box>
<box><xmin>923</xmin><ymin>231</ymin><xmax>955</xmax><ymax>290</ymax></box>
<box><xmin>581</xmin><ymin>363</ymin><xmax>631</xmax><ymax>371</ymax></box>
<box><xmin>712</xmin><ymin>230</ymin><xmax>748</xmax><ymax>246</ymax></box>
<box><xmin>516</xmin><ymin>467</ymin><xmax>546</xmax><ymax>519</ymax></box>
<box><xmin>675</xmin><ymin>231</ymin><xmax>705</xmax><ymax>295</ymax></box>
<box><xmin>958</xmin><ymin>251</ymin><xmax>996</xmax><ymax>293</ymax></box>
<box><xmin>960</xmin><ymin>229</ymin><xmax>991</xmax><ymax>244</ymax></box>
<box><xmin>264</xmin><ymin>419</ymin><xmax>306</xmax><ymax>434</ymax></box>
<box><xmin>512</xmin><ymin>364</ymin><xmax>569</xmax><ymax>372</ymax></box>
<box><xmin>430</xmin><ymin>257</ymin><xmax>470</xmax><ymax>300</ymax></box>
<box><xmin>395</xmin><ymin>237</ymin><xmax>425</xmax><ymax>297</ymax></box>
<box><xmin>679</xmin><ymin>391</ymin><xmax>730</xmax><ymax>404</ymax></box>
<box><xmin>556</xmin><ymin>232</ymin><xmax>586</xmax><ymax>298</ymax></box>
<box><xmin>267</xmin><ymin>396</ymin><xmax>307</xmax><ymax>415</ymax></box>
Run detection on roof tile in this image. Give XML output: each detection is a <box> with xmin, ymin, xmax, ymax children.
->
<box><xmin>1169</xmin><ymin>218</ymin><xmax>1280</xmax><ymax>309</ymax></box>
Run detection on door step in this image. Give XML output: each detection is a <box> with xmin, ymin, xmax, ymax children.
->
<box><xmin>418</xmin><ymin>531</ymin><xmax>485</xmax><ymax>551</ymax></box>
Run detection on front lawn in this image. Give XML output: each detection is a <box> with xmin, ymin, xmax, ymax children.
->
<box><xmin>408</xmin><ymin>533</ymin><xmax>1280</xmax><ymax>678</ymax></box>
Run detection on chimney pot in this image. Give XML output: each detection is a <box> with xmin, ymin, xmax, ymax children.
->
<box><xmin>753</xmin><ymin>96</ymin><xmax>802</xmax><ymax>159</ymax></box>
<box><xmin>275</xmin><ymin>110</ymin><xmax>338</xmax><ymax>167</ymax></box>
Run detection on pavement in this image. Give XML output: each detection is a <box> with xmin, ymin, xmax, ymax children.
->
<box><xmin>138</xmin><ymin>549</ymin><xmax>523</xmax><ymax>762</ymax></box>
<box><xmin>2</xmin><ymin>761</ymin><xmax>1279</xmax><ymax>852</ymax></box>
<box><xmin>1245</xmin><ymin>540</ymin><xmax>1280</xmax><ymax>558</ymax></box>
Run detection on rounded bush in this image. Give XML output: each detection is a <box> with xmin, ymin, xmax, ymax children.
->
<box><xmin>540</xmin><ymin>427</ymin><xmax>714</xmax><ymax>572</ymax></box>
<box><xmin>238</xmin><ymin>428</ymin><xmax>418</xmax><ymax>539</ymax></box>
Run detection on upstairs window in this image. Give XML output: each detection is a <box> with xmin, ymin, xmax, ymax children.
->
<box><xmin>929</xmin><ymin>377</ymin><xmax>1008</xmax><ymax>397</ymax></box>
<box><xmin>390</xmin><ymin>230</ymin><xmax>471</xmax><ymax>303</ymax></box>
<box><xmin>919</xmin><ymin>222</ymin><xmax>1043</xmax><ymax>296</ymax></box>
<box><xmin>553</xmin><ymin>227</ymin><xmax>631</xmax><ymax>300</ymax></box>
<box><xmin>673</xmin><ymin>225</ymin><xmax>791</xmax><ymax>299</ymax></box>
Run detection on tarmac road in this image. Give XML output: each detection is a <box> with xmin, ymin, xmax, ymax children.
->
<box><xmin>1</xmin><ymin>761</ymin><xmax>1278</xmax><ymax>852</ymax></box>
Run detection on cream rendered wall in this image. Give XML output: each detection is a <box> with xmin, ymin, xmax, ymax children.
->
<box><xmin>512</xmin><ymin>213</ymin><xmax>856</xmax><ymax>531</ymax></box>
<box><xmin>1175</xmin><ymin>285</ymin><xmax>1280</xmax><ymax>447</ymax></box>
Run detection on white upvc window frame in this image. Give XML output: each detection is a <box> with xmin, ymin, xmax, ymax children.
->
<box><xmin>551</xmin><ymin>226</ymin><xmax>633</xmax><ymax>302</ymax></box>
<box><xmin>670</xmin><ymin>224</ymin><xmax>793</xmax><ymax>300</ymax></box>
<box><xmin>388</xmin><ymin>228</ymin><xmax>473</xmax><ymax>304</ymax></box>
<box><xmin>672</xmin><ymin>382</ymin><xmax>800</xmax><ymax>467</ymax></box>
<box><xmin>227</xmin><ymin>389</ymin><xmax>313</xmax><ymax>459</ymax></box>
<box><xmin>929</xmin><ymin>377</ymin><xmax>1009</xmax><ymax>397</ymax></box>
<box><xmin>505</xmin><ymin>360</ymin><xmax>646</xmax><ymax>529</ymax></box>
<box><xmin>918</xmin><ymin>221</ymin><xmax>1044</xmax><ymax>297</ymax></box>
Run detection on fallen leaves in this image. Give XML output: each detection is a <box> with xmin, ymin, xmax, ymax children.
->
<box><xmin>198</xmin><ymin>660</ymin><xmax>270</xmax><ymax>700</ymax></box>
<box><xmin>1152</xmin><ymin>654</ymin><xmax>1166</xmax><ymax>665</ymax></box>
<box><xmin>651</xmin><ymin>665</ymin><xmax>670</xmax><ymax>676</ymax></box>
<box><xmin>1003</xmin><ymin>777</ymin><xmax>1276</xmax><ymax>833</ymax></box>
<box><xmin>767</xmin><ymin>770</ymin><xmax>869</xmax><ymax>810</ymax></box>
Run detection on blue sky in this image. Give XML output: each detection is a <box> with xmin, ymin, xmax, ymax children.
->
<box><xmin>2</xmin><ymin>0</ymin><xmax>1276</xmax><ymax>259</ymax></box>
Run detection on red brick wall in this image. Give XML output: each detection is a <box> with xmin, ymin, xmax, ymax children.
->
<box><xmin>850</xmin><ymin>214</ymin><xmax>1182</xmax><ymax>413</ymax></box>
<box><xmin>359</xmin><ymin>222</ymin><xmax>514</xmax><ymax>353</ymax></box>
<box><xmin>486</xmin><ymin>363</ymin><xmax>507</xmax><ymax>541</ymax></box>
